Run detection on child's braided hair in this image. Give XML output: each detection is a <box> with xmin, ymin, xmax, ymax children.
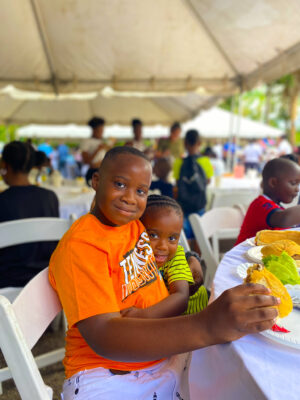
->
<box><xmin>141</xmin><ymin>194</ymin><xmax>183</xmax><ymax>220</ymax></box>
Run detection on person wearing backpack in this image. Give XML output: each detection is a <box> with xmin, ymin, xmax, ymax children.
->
<box><xmin>173</xmin><ymin>130</ymin><xmax>214</xmax><ymax>245</ymax></box>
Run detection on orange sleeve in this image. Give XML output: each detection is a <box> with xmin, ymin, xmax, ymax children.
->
<box><xmin>52</xmin><ymin>238</ymin><xmax>120</xmax><ymax>329</ymax></box>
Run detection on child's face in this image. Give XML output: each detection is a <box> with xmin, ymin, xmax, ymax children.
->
<box><xmin>142</xmin><ymin>208</ymin><xmax>183</xmax><ymax>267</ymax></box>
<box><xmin>271</xmin><ymin>167</ymin><xmax>300</xmax><ymax>204</ymax></box>
<box><xmin>92</xmin><ymin>154</ymin><xmax>151</xmax><ymax>226</ymax></box>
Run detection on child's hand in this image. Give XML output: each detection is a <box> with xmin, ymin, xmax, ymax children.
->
<box><xmin>120</xmin><ymin>306</ymin><xmax>143</xmax><ymax>319</ymax></box>
<box><xmin>202</xmin><ymin>283</ymin><xmax>279</xmax><ymax>344</ymax></box>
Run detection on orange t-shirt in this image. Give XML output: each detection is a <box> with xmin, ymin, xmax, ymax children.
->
<box><xmin>49</xmin><ymin>214</ymin><xmax>168</xmax><ymax>378</ymax></box>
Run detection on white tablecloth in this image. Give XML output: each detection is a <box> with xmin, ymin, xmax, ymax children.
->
<box><xmin>189</xmin><ymin>241</ymin><xmax>300</xmax><ymax>400</ymax></box>
<box><xmin>42</xmin><ymin>185</ymin><xmax>95</xmax><ymax>220</ymax></box>
<box><xmin>207</xmin><ymin>177</ymin><xmax>262</xmax><ymax>209</ymax></box>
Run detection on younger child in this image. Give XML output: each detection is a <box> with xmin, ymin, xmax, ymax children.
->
<box><xmin>140</xmin><ymin>195</ymin><xmax>208</xmax><ymax>314</ymax></box>
<box><xmin>236</xmin><ymin>157</ymin><xmax>300</xmax><ymax>244</ymax></box>
<box><xmin>150</xmin><ymin>157</ymin><xmax>174</xmax><ymax>198</ymax></box>
<box><xmin>49</xmin><ymin>146</ymin><xmax>279</xmax><ymax>400</ymax></box>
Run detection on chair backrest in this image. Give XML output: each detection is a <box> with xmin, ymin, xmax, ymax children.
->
<box><xmin>0</xmin><ymin>268</ymin><xmax>61</xmax><ymax>399</ymax></box>
<box><xmin>211</xmin><ymin>190</ymin><xmax>257</xmax><ymax>210</ymax></box>
<box><xmin>179</xmin><ymin>230</ymin><xmax>191</xmax><ymax>252</ymax></box>
<box><xmin>0</xmin><ymin>217</ymin><xmax>72</xmax><ymax>248</ymax></box>
<box><xmin>189</xmin><ymin>207</ymin><xmax>244</xmax><ymax>288</ymax></box>
<box><xmin>197</xmin><ymin>207</ymin><xmax>244</xmax><ymax>240</ymax></box>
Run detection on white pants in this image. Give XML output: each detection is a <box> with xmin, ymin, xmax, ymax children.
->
<box><xmin>62</xmin><ymin>353</ymin><xmax>191</xmax><ymax>400</ymax></box>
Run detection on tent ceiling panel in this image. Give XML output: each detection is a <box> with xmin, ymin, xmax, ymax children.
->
<box><xmin>1</xmin><ymin>0</ymin><xmax>299</xmax><ymax>96</ymax></box>
<box><xmin>0</xmin><ymin>90</ymin><xmax>216</xmax><ymax>125</ymax></box>
<box><xmin>190</xmin><ymin>0</ymin><xmax>300</xmax><ymax>77</ymax></box>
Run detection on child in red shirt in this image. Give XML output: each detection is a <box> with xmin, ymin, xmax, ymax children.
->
<box><xmin>236</xmin><ymin>157</ymin><xmax>300</xmax><ymax>244</ymax></box>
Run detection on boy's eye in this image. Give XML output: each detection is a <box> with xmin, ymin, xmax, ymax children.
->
<box><xmin>137</xmin><ymin>188</ymin><xmax>147</xmax><ymax>196</ymax></box>
<box><xmin>114</xmin><ymin>181</ymin><xmax>125</xmax><ymax>188</ymax></box>
<box><xmin>148</xmin><ymin>232</ymin><xmax>158</xmax><ymax>239</ymax></box>
<box><xmin>169</xmin><ymin>236</ymin><xmax>178</xmax><ymax>242</ymax></box>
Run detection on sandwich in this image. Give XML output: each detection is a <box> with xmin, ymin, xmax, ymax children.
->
<box><xmin>244</xmin><ymin>264</ymin><xmax>293</xmax><ymax>318</ymax></box>
<box><xmin>255</xmin><ymin>230</ymin><xmax>300</xmax><ymax>246</ymax></box>
<box><xmin>261</xmin><ymin>239</ymin><xmax>300</xmax><ymax>259</ymax></box>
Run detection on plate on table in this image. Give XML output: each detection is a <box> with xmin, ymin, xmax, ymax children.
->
<box><xmin>246</xmin><ymin>246</ymin><xmax>264</xmax><ymax>263</ymax></box>
<box><xmin>236</xmin><ymin>264</ymin><xmax>300</xmax><ymax>349</ymax></box>
<box><xmin>261</xmin><ymin>309</ymin><xmax>300</xmax><ymax>350</ymax></box>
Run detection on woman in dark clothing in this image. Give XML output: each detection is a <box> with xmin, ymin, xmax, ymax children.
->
<box><xmin>0</xmin><ymin>141</ymin><xmax>59</xmax><ymax>288</ymax></box>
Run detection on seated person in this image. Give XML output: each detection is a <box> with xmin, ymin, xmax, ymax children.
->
<box><xmin>138</xmin><ymin>195</ymin><xmax>208</xmax><ymax>316</ymax></box>
<box><xmin>49</xmin><ymin>146</ymin><xmax>278</xmax><ymax>399</ymax></box>
<box><xmin>236</xmin><ymin>157</ymin><xmax>300</xmax><ymax>244</ymax></box>
<box><xmin>0</xmin><ymin>141</ymin><xmax>59</xmax><ymax>288</ymax></box>
<box><xmin>150</xmin><ymin>158</ymin><xmax>174</xmax><ymax>198</ymax></box>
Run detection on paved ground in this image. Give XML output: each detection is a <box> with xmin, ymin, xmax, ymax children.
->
<box><xmin>0</xmin><ymin>329</ymin><xmax>65</xmax><ymax>399</ymax></box>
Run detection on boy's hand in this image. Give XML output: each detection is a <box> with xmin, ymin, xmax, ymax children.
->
<box><xmin>201</xmin><ymin>283</ymin><xmax>279</xmax><ymax>344</ymax></box>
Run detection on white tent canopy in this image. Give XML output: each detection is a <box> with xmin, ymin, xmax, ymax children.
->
<box><xmin>1</xmin><ymin>0</ymin><xmax>300</xmax><ymax>123</ymax></box>
<box><xmin>183</xmin><ymin>107</ymin><xmax>283</xmax><ymax>138</ymax></box>
<box><xmin>17</xmin><ymin>107</ymin><xmax>283</xmax><ymax>140</ymax></box>
<box><xmin>0</xmin><ymin>86</ymin><xmax>217</xmax><ymax>126</ymax></box>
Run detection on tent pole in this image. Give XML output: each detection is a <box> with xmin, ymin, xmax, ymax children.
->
<box><xmin>232</xmin><ymin>91</ymin><xmax>243</xmax><ymax>169</ymax></box>
<box><xmin>226</xmin><ymin>96</ymin><xmax>235</xmax><ymax>171</ymax></box>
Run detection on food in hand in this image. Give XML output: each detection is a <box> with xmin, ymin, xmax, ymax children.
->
<box><xmin>261</xmin><ymin>240</ymin><xmax>300</xmax><ymax>259</ymax></box>
<box><xmin>244</xmin><ymin>264</ymin><xmax>293</xmax><ymax>318</ymax></box>
<box><xmin>255</xmin><ymin>230</ymin><xmax>300</xmax><ymax>246</ymax></box>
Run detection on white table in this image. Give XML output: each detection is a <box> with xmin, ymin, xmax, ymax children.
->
<box><xmin>207</xmin><ymin>176</ymin><xmax>261</xmax><ymax>210</ymax></box>
<box><xmin>42</xmin><ymin>184</ymin><xmax>95</xmax><ymax>220</ymax></box>
<box><xmin>189</xmin><ymin>241</ymin><xmax>300</xmax><ymax>400</ymax></box>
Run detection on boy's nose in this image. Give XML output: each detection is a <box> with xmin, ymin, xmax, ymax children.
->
<box><xmin>121</xmin><ymin>189</ymin><xmax>137</xmax><ymax>204</ymax></box>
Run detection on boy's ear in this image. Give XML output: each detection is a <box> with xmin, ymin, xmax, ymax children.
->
<box><xmin>91</xmin><ymin>171</ymin><xmax>100</xmax><ymax>191</ymax></box>
<box><xmin>268</xmin><ymin>177</ymin><xmax>277</xmax><ymax>188</ymax></box>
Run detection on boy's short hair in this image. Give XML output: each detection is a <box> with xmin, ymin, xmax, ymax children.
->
<box><xmin>262</xmin><ymin>157</ymin><xmax>298</xmax><ymax>182</ymax></box>
<box><xmin>280</xmin><ymin>153</ymin><xmax>299</xmax><ymax>164</ymax></box>
<box><xmin>99</xmin><ymin>146</ymin><xmax>149</xmax><ymax>174</ymax></box>
<box><xmin>184</xmin><ymin>129</ymin><xmax>200</xmax><ymax>146</ymax></box>
<box><xmin>88</xmin><ymin>117</ymin><xmax>105</xmax><ymax>129</ymax></box>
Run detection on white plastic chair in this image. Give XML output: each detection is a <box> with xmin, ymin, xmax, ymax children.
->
<box><xmin>0</xmin><ymin>217</ymin><xmax>72</xmax><ymax>393</ymax></box>
<box><xmin>210</xmin><ymin>190</ymin><xmax>258</xmax><ymax>210</ymax></box>
<box><xmin>0</xmin><ymin>268</ymin><xmax>62</xmax><ymax>399</ymax></box>
<box><xmin>179</xmin><ymin>230</ymin><xmax>191</xmax><ymax>252</ymax></box>
<box><xmin>189</xmin><ymin>207</ymin><xmax>244</xmax><ymax>288</ymax></box>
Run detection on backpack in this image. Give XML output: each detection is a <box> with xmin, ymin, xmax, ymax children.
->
<box><xmin>177</xmin><ymin>155</ymin><xmax>207</xmax><ymax>214</ymax></box>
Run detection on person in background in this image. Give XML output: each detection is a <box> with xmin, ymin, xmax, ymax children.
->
<box><xmin>126</xmin><ymin>119</ymin><xmax>146</xmax><ymax>152</ymax></box>
<box><xmin>57</xmin><ymin>142</ymin><xmax>69</xmax><ymax>177</ymax></box>
<box><xmin>156</xmin><ymin>122</ymin><xmax>184</xmax><ymax>160</ymax></box>
<box><xmin>150</xmin><ymin>157</ymin><xmax>174</xmax><ymax>198</ymax></box>
<box><xmin>37</xmin><ymin>140</ymin><xmax>53</xmax><ymax>157</ymax></box>
<box><xmin>242</xmin><ymin>138</ymin><xmax>263</xmax><ymax>172</ymax></box>
<box><xmin>203</xmin><ymin>146</ymin><xmax>225</xmax><ymax>177</ymax></box>
<box><xmin>212</xmin><ymin>139</ymin><xmax>223</xmax><ymax>160</ymax></box>
<box><xmin>81</xmin><ymin>117</ymin><xmax>109</xmax><ymax>185</ymax></box>
<box><xmin>277</xmin><ymin>134</ymin><xmax>293</xmax><ymax>156</ymax></box>
<box><xmin>236</xmin><ymin>157</ymin><xmax>300</xmax><ymax>244</ymax></box>
<box><xmin>173</xmin><ymin>130</ymin><xmax>213</xmax><ymax>246</ymax></box>
<box><xmin>0</xmin><ymin>141</ymin><xmax>59</xmax><ymax>288</ymax></box>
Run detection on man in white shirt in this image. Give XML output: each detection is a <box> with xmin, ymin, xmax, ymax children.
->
<box><xmin>277</xmin><ymin>135</ymin><xmax>293</xmax><ymax>155</ymax></box>
<box><xmin>243</xmin><ymin>139</ymin><xmax>263</xmax><ymax>171</ymax></box>
<box><xmin>81</xmin><ymin>117</ymin><xmax>109</xmax><ymax>185</ymax></box>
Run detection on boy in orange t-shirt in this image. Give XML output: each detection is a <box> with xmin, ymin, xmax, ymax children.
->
<box><xmin>49</xmin><ymin>146</ymin><xmax>279</xmax><ymax>400</ymax></box>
